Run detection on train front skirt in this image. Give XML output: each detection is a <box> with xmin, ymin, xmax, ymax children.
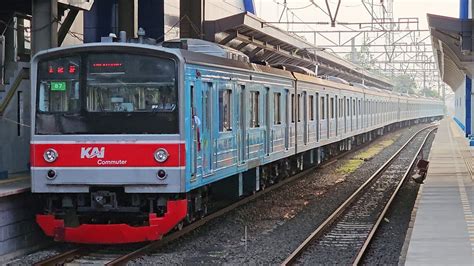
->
<box><xmin>35</xmin><ymin>199</ymin><xmax>188</xmax><ymax>244</ymax></box>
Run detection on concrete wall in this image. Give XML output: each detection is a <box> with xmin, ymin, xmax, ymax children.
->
<box><xmin>0</xmin><ymin>79</ymin><xmax>31</xmax><ymax>174</ymax></box>
<box><xmin>0</xmin><ymin>193</ymin><xmax>49</xmax><ymax>262</ymax></box>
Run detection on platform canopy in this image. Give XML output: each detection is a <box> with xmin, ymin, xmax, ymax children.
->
<box><xmin>428</xmin><ymin>14</ymin><xmax>473</xmax><ymax>91</ymax></box>
<box><xmin>204</xmin><ymin>12</ymin><xmax>393</xmax><ymax>90</ymax></box>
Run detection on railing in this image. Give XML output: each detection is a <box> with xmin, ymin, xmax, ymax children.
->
<box><xmin>0</xmin><ymin>67</ymin><xmax>29</xmax><ymax>116</ymax></box>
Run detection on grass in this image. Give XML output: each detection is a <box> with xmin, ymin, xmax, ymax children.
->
<box><xmin>336</xmin><ymin>135</ymin><xmax>398</xmax><ymax>175</ymax></box>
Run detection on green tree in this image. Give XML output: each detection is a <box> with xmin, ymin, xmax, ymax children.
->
<box><xmin>391</xmin><ymin>74</ymin><xmax>416</xmax><ymax>94</ymax></box>
<box><xmin>419</xmin><ymin>87</ymin><xmax>440</xmax><ymax>98</ymax></box>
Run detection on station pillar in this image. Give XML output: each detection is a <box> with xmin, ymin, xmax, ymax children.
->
<box><xmin>138</xmin><ymin>0</ymin><xmax>164</xmax><ymax>41</ymax></box>
<box><xmin>180</xmin><ymin>0</ymin><xmax>203</xmax><ymax>39</ymax></box>
<box><xmin>31</xmin><ymin>0</ymin><xmax>58</xmax><ymax>54</ymax></box>
<box><xmin>460</xmin><ymin>0</ymin><xmax>472</xmax><ymax>137</ymax></box>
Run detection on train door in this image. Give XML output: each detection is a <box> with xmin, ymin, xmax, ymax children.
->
<box><xmin>290</xmin><ymin>93</ymin><xmax>296</xmax><ymax>148</ymax></box>
<box><xmin>326</xmin><ymin>94</ymin><xmax>330</xmax><ymax>139</ymax></box>
<box><xmin>343</xmin><ymin>97</ymin><xmax>347</xmax><ymax>133</ymax></box>
<box><xmin>190</xmin><ymin>82</ymin><xmax>197</xmax><ymax>181</ymax></box>
<box><xmin>199</xmin><ymin>81</ymin><xmax>214</xmax><ymax>177</ymax></box>
<box><xmin>316</xmin><ymin>92</ymin><xmax>320</xmax><ymax>142</ymax></box>
<box><xmin>303</xmin><ymin>91</ymin><xmax>308</xmax><ymax>145</ymax></box>
<box><xmin>329</xmin><ymin>94</ymin><xmax>335</xmax><ymax>138</ymax></box>
<box><xmin>265</xmin><ymin>87</ymin><xmax>271</xmax><ymax>155</ymax></box>
<box><xmin>329</xmin><ymin>95</ymin><xmax>340</xmax><ymax>136</ymax></box>
<box><xmin>319</xmin><ymin>94</ymin><xmax>327</xmax><ymax>140</ymax></box>
<box><xmin>351</xmin><ymin>97</ymin><xmax>354</xmax><ymax>131</ymax></box>
<box><xmin>284</xmin><ymin>89</ymin><xmax>290</xmax><ymax>150</ymax></box>
<box><xmin>238</xmin><ymin>84</ymin><xmax>247</xmax><ymax>164</ymax></box>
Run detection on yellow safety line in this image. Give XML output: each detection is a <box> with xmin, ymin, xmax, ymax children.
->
<box><xmin>447</xmin><ymin>121</ymin><xmax>474</xmax><ymax>254</ymax></box>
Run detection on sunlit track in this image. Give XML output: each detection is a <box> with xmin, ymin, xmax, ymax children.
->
<box><xmin>282</xmin><ymin>125</ymin><xmax>437</xmax><ymax>266</ymax></box>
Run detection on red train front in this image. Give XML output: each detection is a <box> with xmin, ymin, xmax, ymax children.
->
<box><xmin>30</xmin><ymin>43</ymin><xmax>188</xmax><ymax>244</ymax></box>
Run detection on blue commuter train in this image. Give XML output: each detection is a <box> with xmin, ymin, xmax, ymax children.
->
<box><xmin>30</xmin><ymin>39</ymin><xmax>444</xmax><ymax>244</ymax></box>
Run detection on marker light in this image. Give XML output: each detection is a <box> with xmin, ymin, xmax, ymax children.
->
<box><xmin>157</xmin><ymin>169</ymin><xmax>167</xmax><ymax>180</ymax></box>
<box><xmin>43</xmin><ymin>149</ymin><xmax>58</xmax><ymax>163</ymax></box>
<box><xmin>46</xmin><ymin>169</ymin><xmax>57</xmax><ymax>180</ymax></box>
<box><xmin>154</xmin><ymin>148</ymin><xmax>169</xmax><ymax>163</ymax></box>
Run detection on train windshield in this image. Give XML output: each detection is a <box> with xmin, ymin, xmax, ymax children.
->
<box><xmin>35</xmin><ymin>53</ymin><xmax>179</xmax><ymax>135</ymax></box>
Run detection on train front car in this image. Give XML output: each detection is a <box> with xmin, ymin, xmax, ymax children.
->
<box><xmin>30</xmin><ymin>44</ymin><xmax>188</xmax><ymax>244</ymax></box>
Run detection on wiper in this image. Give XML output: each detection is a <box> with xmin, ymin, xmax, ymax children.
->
<box><xmin>61</xmin><ymin>113</ymin><xmax>81</xmax><ymax>117</ymax></box>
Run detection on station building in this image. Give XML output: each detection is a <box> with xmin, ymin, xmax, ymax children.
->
<box><xmin>0</xmin><ymin>0</ymin><xmax>262</xmax><ymax>259</ymax></box>
<box><xmin>0</xmin><ymin>0</ymin><xmax>256</xmax><ymax>177</ymax></box>
<box><xmin>429</xmin><ymin>0</ymin><xmax>474</xmax><ymax>145</ymax></box>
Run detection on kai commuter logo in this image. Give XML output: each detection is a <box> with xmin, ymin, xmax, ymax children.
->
<box><xmin>81</xmin><ymin>147</ymin><xmax>105</xmax><ymax>159</ymax></box>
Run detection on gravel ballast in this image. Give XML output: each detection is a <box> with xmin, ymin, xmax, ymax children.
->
<box><xmin>360</xmin><ymin>128</ymin><xmax>436</xmax><ymax>265</ymax></box>
<box><xmin>130</xmin><ymin>123</ymin><xmax>435</xmax><ymax>265</ymax></box>
<box><xmin>6</xmin><ymin>123</ymin><xmax>437</xmax><ymax>265</ymax></box>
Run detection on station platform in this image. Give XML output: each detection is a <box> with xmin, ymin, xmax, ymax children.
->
<box><xmin>405</xmin><ymin>118</ymin><xmax>474</xmax><ymax>265</ymax></box>
<box><xmin>0</xmin><ymin>173</ymin><xmax>30</xmax><ymax>197</ymax></box>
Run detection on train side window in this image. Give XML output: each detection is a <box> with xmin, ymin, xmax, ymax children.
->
<box><xmin>274</xmin><ymin>92</ymin><xmax>281</xmax><ymax>125</ymax></box>
<box><xmin>339</xmin><ymin>98</ymin><xmax>344</xmax><ymax>118</ymax></box>
<box><xmin>309</xmin><ymin>95</ymin><xmax>314</xmax><ymax>121</ymax></box>
<box><xmin>219</xmin><ymin>89</ymin><xmax>232</xmax><ymax>132</ymax></box>
<box><xmin>330</xmin><ymin>97</ymin><xmax>334</xmax><ymax>119</ymax></box>
<box><xmin>358</xmin><ymin>99</ymin><xmax>361</xmax><ymax>115</ymax></box>
<box><xmin>320</xmin><ymin>96</ymin><xmax>325</xmax><ymax>120</ymax></box>
<box><xmin>297</xmin><ymin>93</ymin><xmax>302</xmax><ymax>122</ymax></box>
<box><xmin>250</xmin><ymin>91</ymin><xmax>260</xmax><ymax>128</ymax></box>
<box><xmin>291</xmin><ymin>94</ymin><xmax>295</xmax><ymax>123</ymax></box>
<box><xmin>353</xmin><ymin>99</ymin><xmax>356</xmax><ymax>116</ymax></box>
<box><xmin>346</xmin><ymin>98</ymin><xmax>350</xmax><ymax>116</ymax></box>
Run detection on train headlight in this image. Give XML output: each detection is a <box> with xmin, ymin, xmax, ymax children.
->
<box><xmin>154</xmin><ymin>148</ymin><xmax>169</xmax><ymax>163</ymax></box>
<box><xmin>43</xmin><ymin>148</ymin><xmax>58</xmax><ymax>163</ymax></box>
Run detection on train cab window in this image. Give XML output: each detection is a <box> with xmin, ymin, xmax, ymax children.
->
<box><xmin>274</xmin><ymin>92</ymin><xmax>281</xmax><ymax>125</ymax></box>
<box><xmin>37</xmin><ymin>56</ymin><xmax>81</xmax><ymax>112</ymax></box>
<box><xmin>330</xmin><ymin>97</ymin><xmax>334</xmax><ymax>119</ymax></box>
<box><xmin>219</xmin><ymin>89</ymin><xmax>232</xmax><ymax>132</ymax></box>
<box><xmin>36</xmin><ymin>53</ymin><xmax>179</xmax><ymax>135</ymax></box>
<box><xmin>309</xmin><ymin>95</ymin><xmax>314</xmax><ymax>121</ymax></box>
<box><xmin>250</xmin><ymin>91</ymin><xmax>260</xmax><ymax>128</ymax></box>
<box><xmin>320</xmin><ymin>96</ymin><xmax>326</xmax><ymax>120</ymax></box>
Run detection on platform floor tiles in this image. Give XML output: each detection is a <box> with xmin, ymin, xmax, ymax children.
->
<box><xmin>405</xmin><ymin>118</ymin><xmax>474</xmax><ymax>265</ymax></box>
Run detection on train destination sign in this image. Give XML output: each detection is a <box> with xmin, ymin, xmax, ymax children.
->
<box><xmin>50</xmin><ymin>81</ymin><xmax>67</xmax><ymax>91</ymax></box>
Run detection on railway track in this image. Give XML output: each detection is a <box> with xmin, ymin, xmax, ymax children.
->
<box><xmin>281</xmin><ymin>125</ymin><xmax>437</xmax><ymax>265</ymax></box>
<box><xmin>34</xmin><ymin>125</ymin><xmax>428</xmax><ymax>266</ymax></box>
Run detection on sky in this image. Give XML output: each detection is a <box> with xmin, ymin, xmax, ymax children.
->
<box><xmin>252</xmin><ymin>0</ymin><xmax>461</xmax><ymax>91</ymax></box>
<box><xmin>254</xmin><ymin>0</ymin><xmax>459</xmax><ymax>30</ymax></box>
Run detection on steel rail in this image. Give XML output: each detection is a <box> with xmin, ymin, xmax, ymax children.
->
<box><xmin>34</xmin><ymin>125</ymin><xmax>414</xmax><ymax>266</ymax></box>
<box><xmin>33</xmin><ymin>248</ymin><xmax>84</xmax><ymax>266</ymax></box>
<box><xmin>34</xmin><ymin>141</ymin><xmax>365</xmax><ymax>266</ymax></box>
<box><xmin>281</xmin><ymin>125</ymin><xmax>436</xmax><ymax>266</ymax></box>
<box><xmin>105</xmin><ymin>139</ymin><xmax>374</xmax><ymax>265</ymax></box>
<box><xmin>352</xmin><ymin>127</ymin><xmax>437</xmax><ymax>265</ymax></box>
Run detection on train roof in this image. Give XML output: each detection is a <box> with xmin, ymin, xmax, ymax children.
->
<box><xmin>31</xmin><ymin>42</ymin><xmax>443</xmax><ymax>103</ymax></box>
